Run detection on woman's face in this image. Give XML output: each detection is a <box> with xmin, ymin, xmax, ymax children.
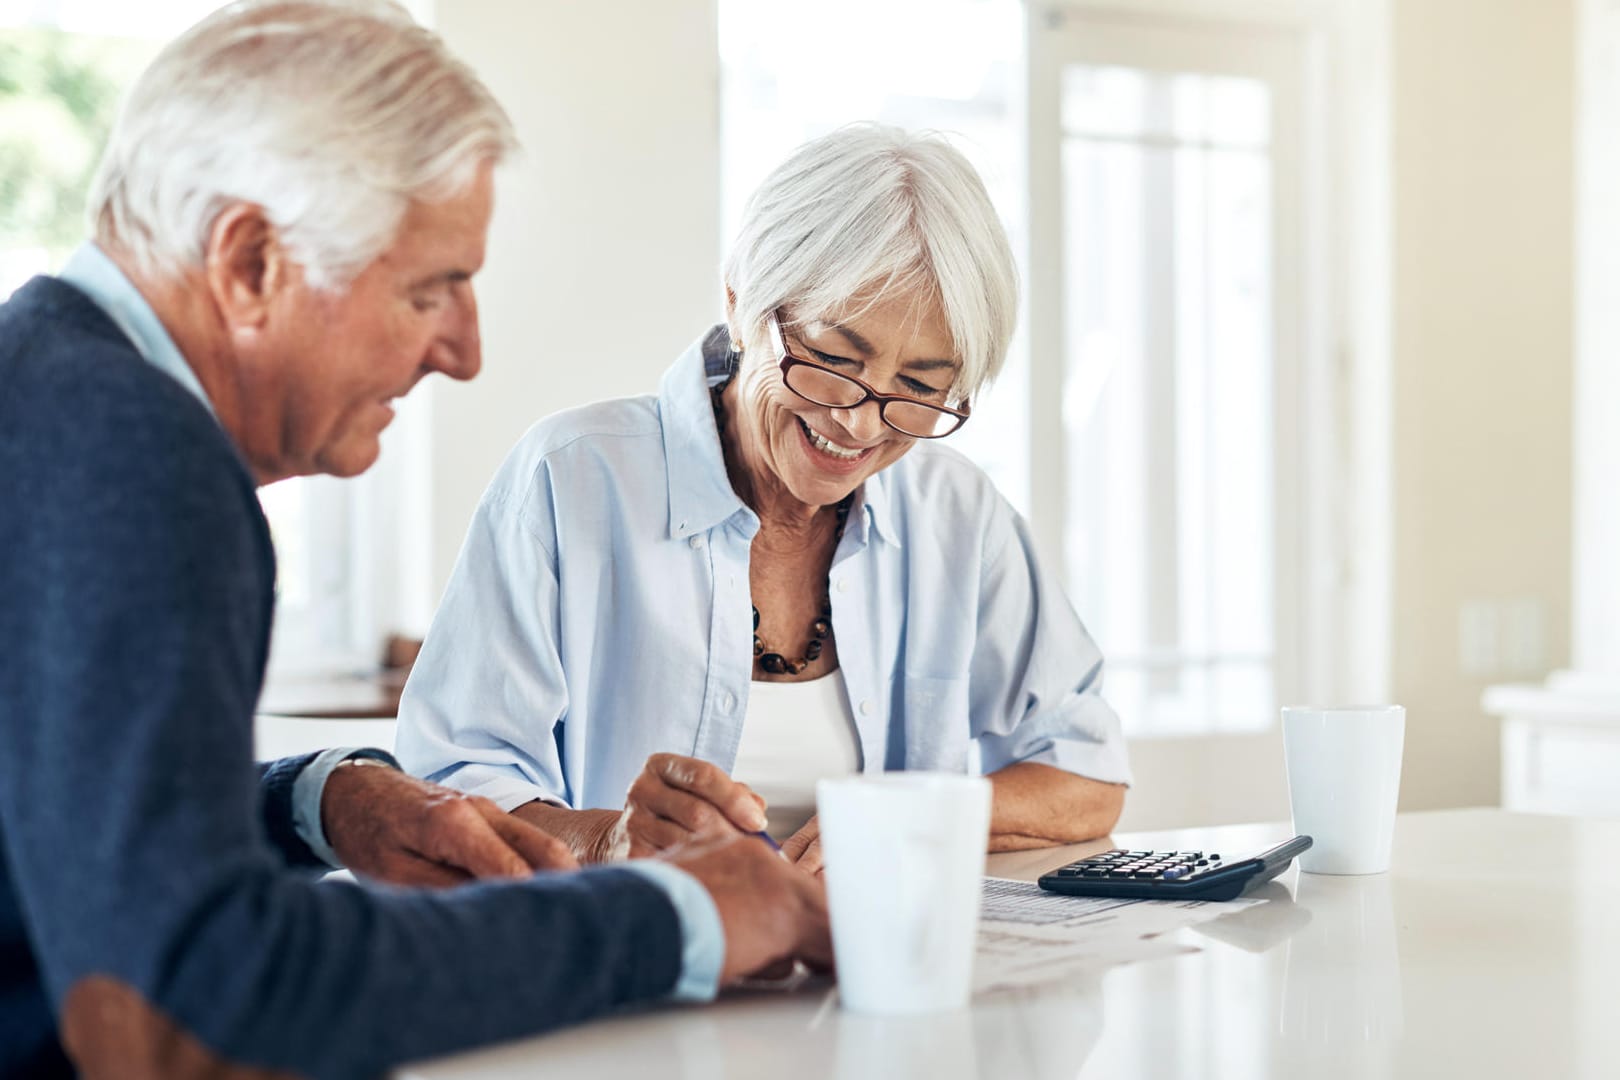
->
<box><xmin>729</xmin><ymin>291</ymin><xmax>961</xmax><ymax>509</ymax></box>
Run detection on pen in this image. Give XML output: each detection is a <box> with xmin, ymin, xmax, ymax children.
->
<box><xmin>751</xmin><ymin>829</ymin><xmax>782</xmax><ymax>853</ymax></box>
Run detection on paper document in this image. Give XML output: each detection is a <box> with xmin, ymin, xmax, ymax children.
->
<box><xmin>973</xmin><ymin>878</ymin><xmax>1261</xmax><ymax>993</ymax></box>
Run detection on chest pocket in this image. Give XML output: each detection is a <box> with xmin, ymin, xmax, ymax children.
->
<box><xmin>896</xmin><ymin>674</ymin><xmax>972</xmax><ymax>772</ymax></box>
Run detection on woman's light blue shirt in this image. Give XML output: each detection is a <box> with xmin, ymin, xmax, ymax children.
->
<box><xmin>396</xmin><ymin>327</ymin><xmax>1132</xmax><ymax>811</ymax></box>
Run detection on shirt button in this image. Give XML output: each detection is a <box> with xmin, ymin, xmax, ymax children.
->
<box><xmin>689</xmin><ymin>535</ymin><xmax>704</xmax><ymax>550</ymax></box>
<box><xmin>721</xmin><ymin>691</ymin><xmax>737</xmax><ymax>713</ymax></box>
<box><xmin>836</xmin><ymin>578</ymin><xmax>849</xmax><ymax>594</ymax></box>
<box><xmin>859</xmin><ymin>700</ymin><xmax>873</xmax><ymax>716</ymax></box>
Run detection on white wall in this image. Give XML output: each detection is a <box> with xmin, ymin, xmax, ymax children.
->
<box><xmin>424</xmin><ymin>0</ymin><xmax>722</xmax><ymax>600</ymax></box>
<box><xmin>1391</xmin><ymin>0</ymin><xmax>1574</xmax><ymax>810</ymax></box>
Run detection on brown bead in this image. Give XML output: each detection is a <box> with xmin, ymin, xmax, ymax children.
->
<box><xmin>760</xmin><ymin>653</ymin><xmax>788</xmax><ymax>674</ymax></box>
<box><xmin>754</xmin><ymin>637</ymin><xmax>764</xmax><ymax>657</ymax></box>
<box><xmin>805</xmin><ymin>639</ymin><xmax>823</xmax><ymax>661</ymax></box>
<box><xmin>811</xmin><ymin>619</ymin><xmax>831</xmax><ymax>639</ymax></box>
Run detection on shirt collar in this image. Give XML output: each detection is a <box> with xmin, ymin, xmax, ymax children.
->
<box><xmin>658</xmin><ymin>324</ymin><xmax>899</xmax><ymax>548</ymax></box>
<box><xmin>57</xmin><ymin>243</ymin><xmax>217</xmax><ymax>420</ymax></box>
<box><xmin>659</xmin><ymin>325</ymin><xmax>749</xmax><ymax>540</ymax></box>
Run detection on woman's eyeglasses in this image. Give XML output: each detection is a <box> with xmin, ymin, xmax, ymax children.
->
<box><xmin>766</xmin><ymin>311</ymin><xmax>971</xmax><ymax>439</ymax></box>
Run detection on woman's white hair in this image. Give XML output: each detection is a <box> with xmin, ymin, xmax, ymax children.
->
<box><xmin>88</xmin><ymin>0</ymin><xmax>516</xmax><ymax>290</ymax></box>
<box><xmin>724</xmin><ymin>124</ymin><xmax>1019</xmax><ymax>400</ymax></box>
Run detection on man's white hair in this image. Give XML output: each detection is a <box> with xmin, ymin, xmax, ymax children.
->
<box><xmin>88</xmin><ymin>0</ymin><xmax>516</xmax><ymax>289</ymax></box>
<box><xmin>724</xmin><ymin>124</ymin><xmax>1019</xmax><ymax>400</ymax></box>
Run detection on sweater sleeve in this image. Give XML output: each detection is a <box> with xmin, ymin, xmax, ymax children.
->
<box><xmin>258</xmin><ymin>754</ymin><xmax>325</xmax><ymax>869</ymax></box>
<box><xmin>0</xmin><ymin>394</ymin><xmax>686</xmax><ymax>1078</ymax></box>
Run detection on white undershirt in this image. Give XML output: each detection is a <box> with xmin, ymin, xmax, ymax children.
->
<box><xmin>731</xmin><ymin>671</ymin><xmax>863</xmax><ymax>841</ymax></box>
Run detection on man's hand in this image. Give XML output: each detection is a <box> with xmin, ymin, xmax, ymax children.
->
<box><xmin>607</xmin><ymin>753</ymin><xmax>768</xmax><ymax>859</ymax></box>
<box><xmin>322</xmin><ymin>763</ymin><xmax>578</xmax><ymax>886</ymax></box>
<box><xmin>780</xmin><ymin>815</ymin><xmax>824</xmax><ymax>876</ymax></box>
<box><xmin>662</xmin><ymin>834</ymin><xmax>833</xmax><ymax>983</ymax></box>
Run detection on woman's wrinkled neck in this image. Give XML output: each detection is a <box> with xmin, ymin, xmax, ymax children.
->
<box><xmin>716</xmin><ymin>380</ymin><xmax>839</xmax><ymax>548</ymax></box>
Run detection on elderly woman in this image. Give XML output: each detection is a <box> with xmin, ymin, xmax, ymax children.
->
<box><xmin>396</xmin><ymin>124</ymin><xmax>1131</xmax><ymax>868</ymax></box>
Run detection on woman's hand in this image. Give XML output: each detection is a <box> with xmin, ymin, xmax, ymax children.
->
<box><xmin>780</xmin><ymin>815</ymin><xmax>824</xmax><ymax>876</ymax></box>
<box><xmin>607</xmin><ymin>753</ymin><xmax>769</xmax><ymax>859</ymax></box>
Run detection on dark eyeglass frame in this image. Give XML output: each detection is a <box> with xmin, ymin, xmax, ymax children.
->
<box><xmin>767</xmin><ymin>310</ymin><xmax>971</xmax><ymax>439</ymax></box>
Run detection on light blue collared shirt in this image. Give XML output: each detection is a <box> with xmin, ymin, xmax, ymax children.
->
<box><xmin>55</xmin><ymin>244</ymin><xmax>723</xmax><ymax>1000</ymax></box>
<box><xmin>396</xmin><ymin>326</ymin><xmax>1132</xmax><ymax>806</ymax></box>
<box><xmin>58</xmin><ymin>244</ymin><xmax>215</xmax><ymax>418</ymax></box>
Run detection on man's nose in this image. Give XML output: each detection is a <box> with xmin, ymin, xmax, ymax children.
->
<box><xmin>427</xmin><ymin>282</ymin><xmax>482</xmax><ymax>382</ymax></box>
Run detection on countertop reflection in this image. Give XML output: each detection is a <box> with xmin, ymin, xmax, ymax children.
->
<box><xmin>404</xmin><ymin>810</ymin><xmax>1620</xmax><ymax>1080</ymax></box>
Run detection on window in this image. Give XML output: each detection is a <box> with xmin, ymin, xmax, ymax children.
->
<box><xmin>0</xmin><ymin>5</ymin><xmax>186</xmax><ymax>296</ymax></box>
<box><xmin>1060</xmin><ymin>66</ymin><xmax>1278</xmax><ymax>734</ymax></box>
<box><xmin>1029</xmin><ymin>8</ymin><xmax>1329</xmax><ymax>739</ymax></box>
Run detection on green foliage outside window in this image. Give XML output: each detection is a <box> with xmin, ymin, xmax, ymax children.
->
<box><xmin>0</xmin><ymin>27</ymin><xmax>154</xmax><ymax>260</ymax></box>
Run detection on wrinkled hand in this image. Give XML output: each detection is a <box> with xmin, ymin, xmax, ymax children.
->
<box><xmin>662</xmin><ymin>833</ymin><xmax>834</xmax><ymax>983</ymax></box>
<box><xmin>606</xmin><ymin>753</ymin><xmax>767</xmax><ymax>859</ymax></box>
<box><xmin>323</xmin><ymin>763</ymin><xmax>579</xmax><ymax>886</ymax></box>
<box><xmin>780</xmin><ymin>815</ymin><xmax>824</xmax><ymax>876</ymax></box>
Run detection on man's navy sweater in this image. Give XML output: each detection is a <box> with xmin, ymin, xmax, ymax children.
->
<box><xmin>0</xmin><ymin>277</ymin><xmax>683</xmax><ymax>1077</ymax></box>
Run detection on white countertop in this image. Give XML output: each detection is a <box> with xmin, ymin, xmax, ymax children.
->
<box><xmin>403</xmin><ymin>809</ymin><xmax>1620</xmax><ymax>1080</ymax></box>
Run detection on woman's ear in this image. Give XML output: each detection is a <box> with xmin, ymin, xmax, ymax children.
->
<box><xmin>724</xmin><ymin>285</ymin><xmax>742</xmax><ymax>351</ymax></box>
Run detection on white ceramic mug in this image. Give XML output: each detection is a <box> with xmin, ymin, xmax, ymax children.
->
<box><xmin>817</xmin><ymin>772</ymin><xmax>992</xmax><ymax>1014</ymax></box>
<box><xmin>1282</xmin><ymin>706</ymin><xmax>1406</xmax><ymax>875</ymax></box>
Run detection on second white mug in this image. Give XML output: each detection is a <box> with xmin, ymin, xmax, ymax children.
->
<box><xmin>1282</xmin><ymin>705</ymin><xmax>1405</xmax><ymax>875</ymax></box>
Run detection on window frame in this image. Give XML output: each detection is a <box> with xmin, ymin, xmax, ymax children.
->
<box><xmin>1025</xmin><ymin>0</ymin><xmax>1382</xmax><ymax>733</ymax></box>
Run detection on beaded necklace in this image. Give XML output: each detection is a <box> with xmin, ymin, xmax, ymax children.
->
<box><xmin>711</xmin><ymin>379</ymin><xmax>854</xmax><ymax>676</ymax></box>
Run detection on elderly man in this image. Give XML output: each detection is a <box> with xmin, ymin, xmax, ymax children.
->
<box><xmin>0</xmin><ymin>3</ymin><xmax>829</xmax><ymax>1078</ymax></box>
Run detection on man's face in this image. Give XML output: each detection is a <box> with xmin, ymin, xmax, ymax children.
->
<box><xmin>258</xmin><ymin>161</ymin><xmax>495</xmax><ymax>480</ymax></box>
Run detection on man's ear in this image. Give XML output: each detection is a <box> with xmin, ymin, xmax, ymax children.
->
<box><xmin>204</xmin><ymin>203</ymin><xmax>292</xmax><ymax>332</ymax></box>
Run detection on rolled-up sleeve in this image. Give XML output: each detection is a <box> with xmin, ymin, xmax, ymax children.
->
<box><xmin>969</xmin><ymin>512</ymin><xmax>1133</xmax><ymax>786</ymax></box>
<box><xmin>395</xmin><ymin>490</ymin><xmax>572</xmax><ymax>810</ymax></box>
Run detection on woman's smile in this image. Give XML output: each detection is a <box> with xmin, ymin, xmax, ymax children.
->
<box><xmin>795</xmin><ymin>415</ymin><xmax>875</xmax><ymax>472</ymax></box>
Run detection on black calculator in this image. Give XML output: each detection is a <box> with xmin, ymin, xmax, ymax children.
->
<box><xmin>1037</xmin><ymin>835</ymin><xmax>1313</xmax><ymax>901</ymax></box>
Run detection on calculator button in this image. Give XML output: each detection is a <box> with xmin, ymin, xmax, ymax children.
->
<box><xmin>1162</xmin><ymin>867</ymin><xmax>1190</xmax><ymax>880</ymax></box>
<box><xmin>1133</xmin><ymin>870</ymin><xmax>1161</xmax><ymax>878</ymax></box>
<box><xmin>1081</xmin><ymin>869</ymin><xmax>1108</xmax><ymax>878</ymax></box>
